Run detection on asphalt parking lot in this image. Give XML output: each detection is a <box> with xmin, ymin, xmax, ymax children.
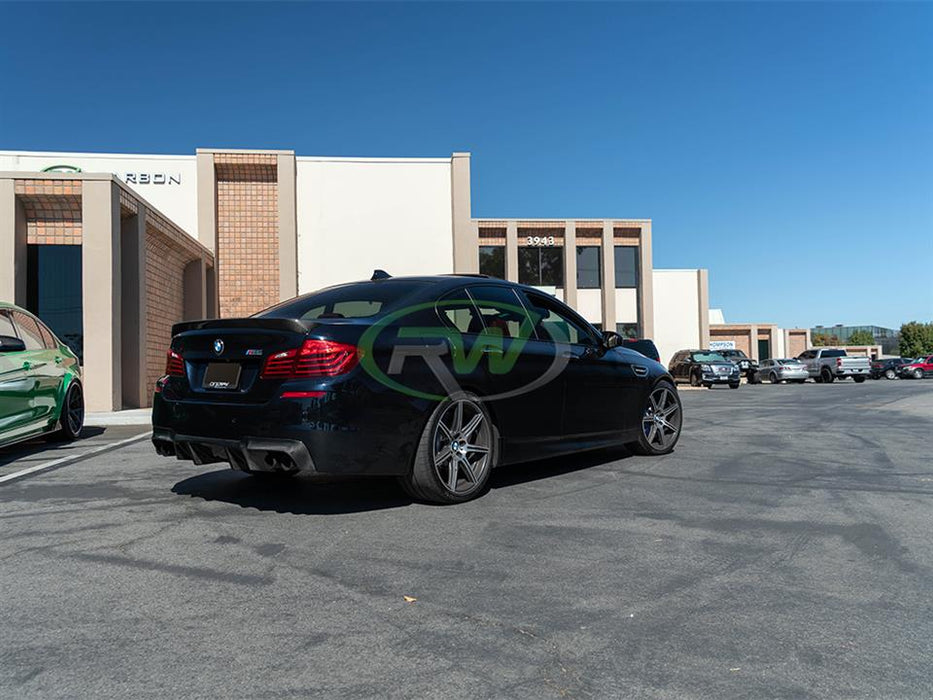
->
<box><xmin>1</xmin><ymin>380</ymin><xmax>932</xmax><ymax>699</ymax></box>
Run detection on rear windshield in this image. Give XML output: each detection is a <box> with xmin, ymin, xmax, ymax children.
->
<box><xmin>255</xmin><ymin>282</ymin><xmax>429</xmax><ymax>321</ymax></box>
<box><xmin>720</xmin><ymin>350</ymin><xmax>747</xmax><ymax>358</ymax></box>
<box><xmin>778</xmin><ymin>359</ymin><xmax>803</xmax><ymax>365</ymax></box>
<box><xmin>821</xmin><ymin>349</ymin><xmax>846</xmax><ymax>358</ymax></box>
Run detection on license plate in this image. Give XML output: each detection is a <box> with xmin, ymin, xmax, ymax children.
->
<box><xmin>203</xmin><ymin>362</ymin><xmax>241</xmax><ymax>390</ymax></box>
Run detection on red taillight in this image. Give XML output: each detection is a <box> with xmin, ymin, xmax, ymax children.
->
<box><xmin>165</xmin><ymin>350</ymin><xmax>185</xmax><ymax>376</ymax></box>
<box><xmin>836</xmin><ymin>358</ymin><xmax>843</xmax><ymax>367</ymax></box>
<box><xmin>280</xmin><ymin>390</ymin><xmax>326</xmax><ymax>399</ymax></box>
<box><xmin>262</xmin><ymin>339</ymin><xmax>358</xmax><ymax>379</ymax></box>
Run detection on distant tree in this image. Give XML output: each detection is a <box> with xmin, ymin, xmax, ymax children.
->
<box><xmin>899</xmin><ymin>322</ymin><xmax>933</xmax><ymax>358</ymax></box>
<box><xmin>847</xmin><ymin>329</ymin><xmax>876</xmax><ymax>346</ymax></box>
<box><xmin>813</xmin><ymin>333</ymin><xmax>840</xmax><ymax>347</ymax></box>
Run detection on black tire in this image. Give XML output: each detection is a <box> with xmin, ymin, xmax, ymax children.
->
<box><xmin>400</xmin><ymin>393</ymin><xmax>496</xmax><ymax>504</ymax></box>
<box><xmin>630</xmin><ymin>381</ymin><xmax>682</xmax><ymax>456</ymax></box>
<box><xmin>52</xmin><ymin>381</ymin><xmax>84</xmax><ymax>441</ymax></box>
<box><xmin>853</xmin><ymin>376</ymin><xmax>866</xmax><ymax>384</ymax></box>
<box><xmin>821</xmin><ymin>368</ymin><xmax>834</xmax><ymax>384</ymax></box>
<box><xmin>770</xmin><ymin>372</ymin><xmax>780</xmax><ymax>384</ymax></box>
<box><xmin>689</xmin><ymin>370</ymin><xmax>701</xmax><ymax>387</ymax></box>
<box><xmin>747</xmin><ymin>373</ymin><xmax>759</xmax><ymax>385</ymax></box>
<box><xmin>884</xmin><ymin>369</ymin><xmax>896</xmax><ymax>380</ymax></box>
<box><xmin>728</xmin><ymin>382</ymin><xmax>740</xmax><ymax>389</ymax></box>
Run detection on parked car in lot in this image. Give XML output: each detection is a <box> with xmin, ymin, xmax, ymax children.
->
<box><xmin>870</xmin><ymin>357</ymin><xmax>913</xmax><ymax>380</ymax></box>
<box><xmin>899</xmin><ymin>356</ymin><xmax>933</xmax><ymax>379</ymax></box>
<box><xmin>796</xmin><ymin>348</ymin><xmax>870</xmax><ymax>383</ymax></box>
<box><xmin>0</xmin><ymin>302</ymin><xmax>84</xmax><ymax>449</ymax></box>
<box><xmin>717</xmin><ymin>348</ymin><xmax>759</xmax><ymax>382</ymax></box>
<box><xmin>668</xmin><ymin>349</ymin><xmax>741</xmax><ymax>389</ymax></box>
<box><xmin>151</xmin><ymin>273</ymin><xmax>682</xmax><ymax>504</ymax></box>
<box><xmin>621</xmin><ymin>338</ymin><xmax>660</xmax><ymax>362</ymax></box>
<box><xmin>753</xmin><ymin>358</ymin><xmax>809</xmax><ymax>384</ymax></box>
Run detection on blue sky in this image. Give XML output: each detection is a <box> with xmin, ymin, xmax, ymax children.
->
<box><xmin>1</xmin><ymin>1</ymin><xmax>930</xmax><ymax>329</ymax></box>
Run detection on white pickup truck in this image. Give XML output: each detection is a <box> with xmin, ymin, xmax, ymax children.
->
<box><xmin>796</xmin><ymin>348</ymin><xmax>871</xmax><ymax>383</ymax></box>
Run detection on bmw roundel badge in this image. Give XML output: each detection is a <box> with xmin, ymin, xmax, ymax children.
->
<box><xmin>213</xmin><ymin>339</ymin><xmax>224</xmax><ymax>355</ymax></box>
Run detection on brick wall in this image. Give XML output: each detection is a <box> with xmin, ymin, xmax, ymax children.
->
<box><xmin>214</xmin><ymin>154</ymin><xmax>279</xmax><ymax>318</ymax></box>
<box><xmin>14</xmin><ymin>180</ymin><xmax>83</xmax><ymax>244</ymax></box>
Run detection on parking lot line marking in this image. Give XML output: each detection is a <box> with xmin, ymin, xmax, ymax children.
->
<box><xmin>0</xmin><ymin>431</ymin><xmax>153</xmax><ymax>486</ymax></box>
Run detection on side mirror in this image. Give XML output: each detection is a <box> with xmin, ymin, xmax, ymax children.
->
<box><xmin>601</xmin><ymin>330</ymin><xmax>622</xmax><ymax>349</ymax></box>
<box><xmin>0</xmin><ymin>335</ymin><xmax>26</xmax><ymax>353</ymax></box>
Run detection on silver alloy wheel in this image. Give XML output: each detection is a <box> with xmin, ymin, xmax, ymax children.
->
<box><xmin>67</xmin><ymin>383</ymin><xmax>84</xmax><ymax>436</ymax></box>
<box><xmin>642</xmin><ymin>386</ymin><xmax>682</xmax><ymax>451</ymax></box>
<box><xmin>885</xmin><ymin>369</ymin><xmax>896</xmax><ymax>380</ymax></box>
<box><xmin>432</xmin><ymin>398</ymin><xmax>492</xmax><ymax>496</ymax></box>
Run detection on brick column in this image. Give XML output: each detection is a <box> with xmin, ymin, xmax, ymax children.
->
<box><xmin>183</xmin><ymin>258</ymin><xmax>207</xmax><ymax>321</ymax></box>
<box><xmin>82</xmin><ymin>179</ymin><xmax>122</xmax><ymax>411</ymax></box>
<box><xmin>0</xmin><ymin>178</ymin><xmax>27</xmax><ymax>305</ymax></box>
<box><xmin>120</xmin><ymin>204</ymin><xmax>147</xmax><ymax>409</ymax></box>
<box><xmin>277</xmin><ymin>153</ymin><xmax>298</xmax><ymax>301</ymax></box>
<box><xmin>697</xmin><ymin>269</ymin><xmax>710</xmax><ymax>348</ymax></box>
<box><xmin>600</xmin><ymin>221</ymin><xmax>615</xmax><ymax>331</ymax></box>
<box><xmin>563</xmin><ymin>221</ymin><xmax>577</xmax><ymax>309</ymax></box>
<box><xmin>639</xmin><ymin>222</ymin><xmax>655</xmax><ymax>338</ymax></box>
<box><xmin>450</xmin><ymin>153</ymin><xmax>476</xmax><ymax>273</ymax></box>
<box><xmin>505</xmin><ymin>221</ymin><xmax>518</xmax><ymax>282</ymax></box>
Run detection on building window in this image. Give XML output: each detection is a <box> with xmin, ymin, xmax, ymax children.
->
<box><xmin>616</xmin><ymin>323</ymin><xmax>639</xmax><ymax>339</ymax></box>
<box><xmin>518</xmin><ymin>247</ymin><xmax>564</xmax><ymax>287</ymax></box>
<box><xmin>614</xmin><ymin>246</ymin><xmax>639</xmax><ymax>288</ymax></box>
<box><xmin>576</xmin><ymin>246</ymin><xmax>601</xmax><ymax>289</ymax></box>
<box><xmin>26</xmin><ymin>244</ymin><xmax>83</xmax><ymax>361</ymax></box>
<box><xmin>478</xmin><ymin>246</ymin><xmax>505</xmax><ymax>279</ymax></box>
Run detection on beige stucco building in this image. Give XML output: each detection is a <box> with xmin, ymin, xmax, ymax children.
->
<box><xmin>1</xmin><ymin>148</ymin><xmax>713</xmax><ymax>411</ymax></box>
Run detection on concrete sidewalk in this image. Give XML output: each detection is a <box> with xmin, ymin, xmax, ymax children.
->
<box><xmin>85</xmin><ymin>408</ymin><xmax>151</xmax><ymax>427</ymax></box>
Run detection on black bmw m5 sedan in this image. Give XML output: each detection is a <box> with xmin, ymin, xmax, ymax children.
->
<box><xmin>152</xmin><ymin>273</ymin><xmax>682</xmax><ymax>503</ymax></box>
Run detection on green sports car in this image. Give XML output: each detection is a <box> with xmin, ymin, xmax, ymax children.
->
<box><xmin>0</xmin><ymin>302</ymin><xmax>84</xmax><ymax>448</ymax></box>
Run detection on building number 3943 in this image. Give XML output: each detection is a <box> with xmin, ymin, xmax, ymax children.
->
<box><xmin>526</xmin><ymin>236</ymin><xmax>556</xmax><ymax>246</ymax></box>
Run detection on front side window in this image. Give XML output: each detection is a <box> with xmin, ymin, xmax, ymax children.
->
<box><xmin>576</xmin><ymin>247</ymin><xmax>601</xmax><ymax>289</ymax></box>
<box><xmin>614</xmin><ymin>246</ymin><xmax>639</xmax><ymax>288</ymax></box>
<box><xmin>12</xmin><ymin>311</ymin><xmax>45</xmax><ymax>351</ymax></box>
<box><xmin>478</xmin><ymin>246</ymin><xmax>505</xmax><ymax>279</ymax></box>
<box><xmin>523</xmin><ymin>293</ymin><xmax>598</xmax><ymax>346</ymax></box>
<box><xmin>518</xmin><ymin>247</ymin><xmax>564</xmax><ymax>287</ymax></box>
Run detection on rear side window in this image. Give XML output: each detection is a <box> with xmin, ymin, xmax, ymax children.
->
<box><xmin>256</xmin><ymin>282</ymin><xmax>429</xmax><ymax>321</ymax></box>
<box><xmin>436</xmin><ymin>289</ymin><xmax>483</xmax><ymax>334</ymax></box>
<box><xmin>36</xmin><ymin>319</ymin><xmax>58</xmax><ymax>349</ymax></box>
<box><xmin>12</xmin><ymin>311</ymin><xmax>45</xmax><ymax>351</ymax></box>
<box><xmin>469</xmin><ymin>285</ymin><xmax>533</xmax><ymax>340</ymax></box>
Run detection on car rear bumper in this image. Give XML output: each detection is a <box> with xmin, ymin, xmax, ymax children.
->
<box><xmin>778</xmin><ymin>369</ymin><xmax>809</xmax><ymax>380</ymax></box>
<box><xmin>835</xmin><ymin>368</ymin><xmax>870</xmax><ymax>377</ymax></box>
<box><xmin>153</xmin><ymin>430</ymin><xmax>315</xmax><ymax>473</ymax></box>
<box><xmin>151</xmin><ymin>386</ymin><xmax>426</xmax><ymax>476</ymax></box>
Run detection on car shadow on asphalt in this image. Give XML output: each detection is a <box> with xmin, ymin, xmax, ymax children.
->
<box><xmin>0</xmin><ymin>426</ymin><xmax>106</xmax><ymax>467</ymax></box>
<box><xmin>171</xmin><ymin>446</ymin><xmax>635</xmax><ymax>515</ymax></box>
